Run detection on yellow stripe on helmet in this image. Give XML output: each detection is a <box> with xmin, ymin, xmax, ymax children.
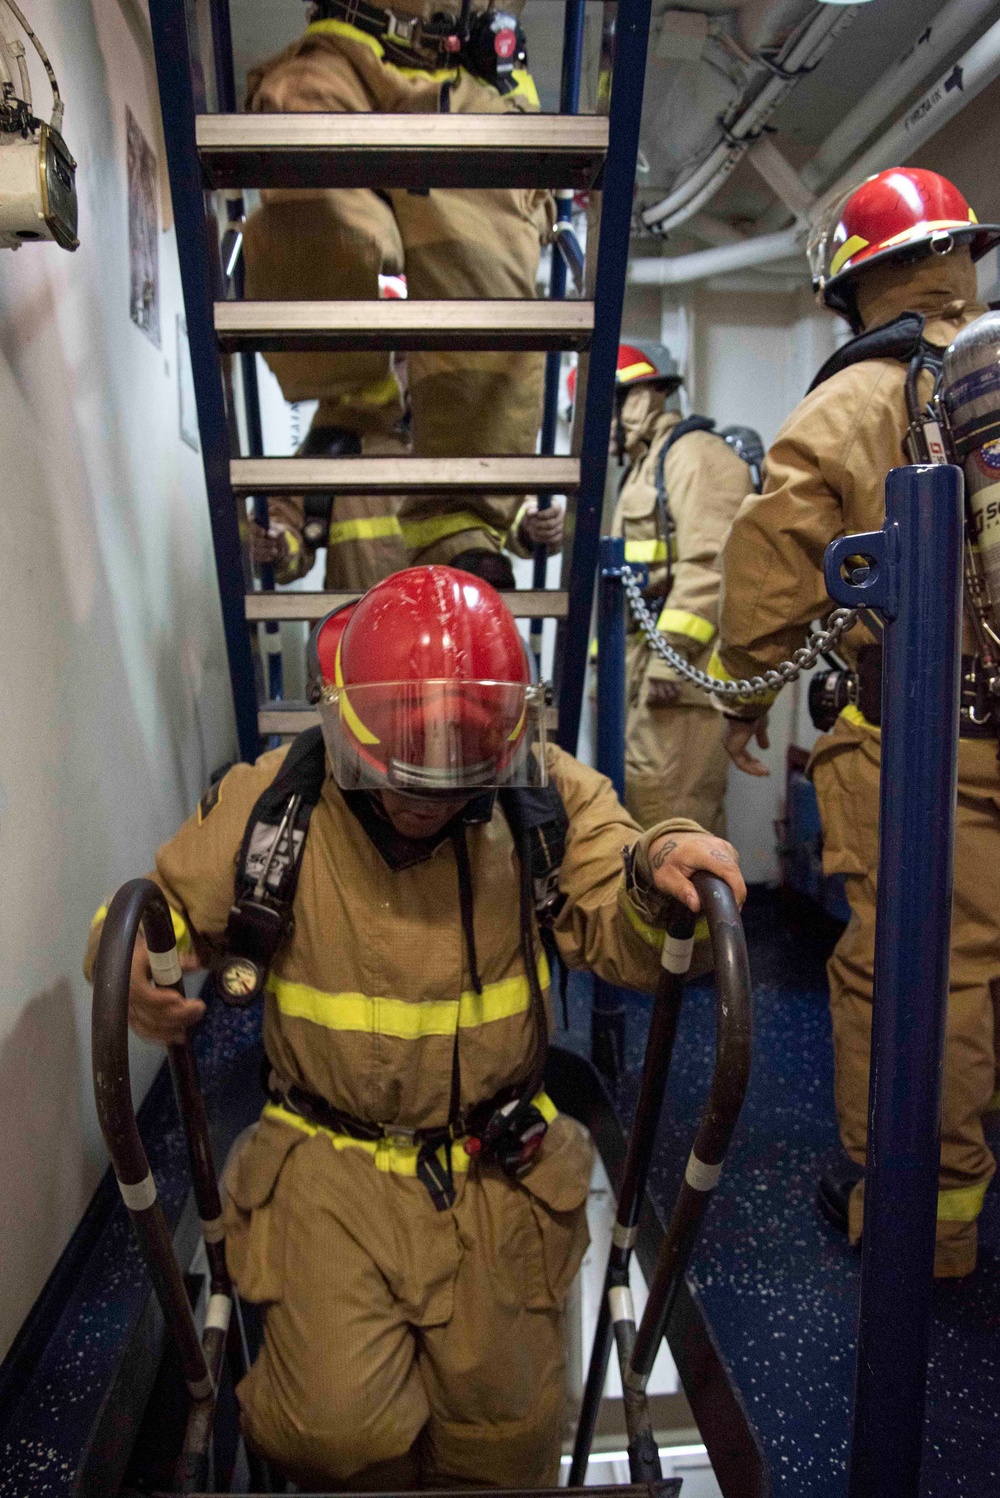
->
<box><xmin>618</xmin><ymin>360</ymin><xmax>658</xmax><ymax>383</ymax></box>
<box><xmin>334</xmin><ymin>637</ymin><xmax>380</xmax><ymax>745</ymax></box>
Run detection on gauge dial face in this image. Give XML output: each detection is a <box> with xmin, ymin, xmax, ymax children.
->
<box><xmin>220</xmin><ymin>958</ymin><xmax>259</xmax><ymax>1001</ymax></box>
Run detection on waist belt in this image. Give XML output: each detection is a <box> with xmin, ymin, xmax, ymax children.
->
<box><xmin>856</xmin><ymin>645</ymin><xmax>998</xmax><ymax>738</ymax></box>
<box><xmin>312</xmin><ymin>0</ymin><xmax>527</xmax><ymax>87</ymax></box>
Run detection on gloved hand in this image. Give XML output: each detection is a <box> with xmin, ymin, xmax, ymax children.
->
<box><xmin>517</xmin><ymin>498</ymin><xmax>565</xmax><ymax>554</ymax></box>
<box><xmin>723</xmin><ymin>714</ymin><xmax>771</xmax><ymax>777</ymax></box>
<box><xmin>647</xmin><ymin>830</ymin><xmax>745</xmax><ymax>913</ymax></box>
<box><xmin>248</xmin><ymin>519</ymin><xmax>292</xmax><ymax>567</ymax></box>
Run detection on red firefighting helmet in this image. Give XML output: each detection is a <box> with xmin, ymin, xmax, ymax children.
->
<box><xmin>810</xmin><ymin>168</ymin><xmax>1000</xmax><ymax>319</ymax></box>
<box><xmin>566</xmin><ymin>342</ymin><xmax>682</xmax><ymax>406</ymax></box>
<box><xmin>306</xmin><ymin>599</ymin><xmax>356</xmax><ymax>704</ymax></box>
<box><xmin>316</xmin><ymin>566</ymin><xmax>546</xmax><ymax>794</ymax></box>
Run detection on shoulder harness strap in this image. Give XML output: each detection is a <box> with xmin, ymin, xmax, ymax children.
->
<box><xmin>653</xmin><ymin>415</ymin><xmax>717</xmax><ymax>593</ymax></box>
<box><xmin>217</xmin><ymin>727</ymin><xmax>327</xmax><ymax>1005</ymax></box>
<box><xmin>808</xmin><ymin>311</ymin><xmax>927</xmax><ymax>394</ymax></box>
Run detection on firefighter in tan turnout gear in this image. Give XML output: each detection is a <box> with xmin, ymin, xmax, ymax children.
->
<box><xmin>605</xmin><ymin>342</ymin><xmax>756</xmax><ymax>834</ymax></box>
<box><xmin>84</xmin><ymin>567</ymin><xmax>745</xmax><ymax>1489</ymax></box>
<box><xmin>713</xmin><ymin>167</ymin><xmax>1000</xmax><ymax>1278</ymax></box>
<box><xmin>241</xmin><ymin>0</ymin><xmax>554</xmax><ymax>588</ymax></box>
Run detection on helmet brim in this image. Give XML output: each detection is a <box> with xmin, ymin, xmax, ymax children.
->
<box><xmin>820</xmin><ymin>224</ymin><xmax>1000</xmax><ymax>317</ymax></box>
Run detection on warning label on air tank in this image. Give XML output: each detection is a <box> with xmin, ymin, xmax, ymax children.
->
<box><xmin>974</xmin><ymin>438</ymin><xmax>1000</xmax><ymax>475</ymax></box>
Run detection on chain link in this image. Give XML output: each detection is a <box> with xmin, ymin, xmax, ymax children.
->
<box><xmin>620</xmin><ymin>566</ymin><xmax>860</xmax><ymax>703</ymax></box>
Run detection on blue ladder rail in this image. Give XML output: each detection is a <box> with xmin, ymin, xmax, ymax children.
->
<box><xmin>146</xmin><ymin>0</ymin><xmax>653</xmax><ymax>765</ymax></box>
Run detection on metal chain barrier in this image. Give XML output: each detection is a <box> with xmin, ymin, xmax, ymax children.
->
<box><xmin>620</xmin><ymin>565</ymin><xmax>860</xmax><ymax>702</ymax></box>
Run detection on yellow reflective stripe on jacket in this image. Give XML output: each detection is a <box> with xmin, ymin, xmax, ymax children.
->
<box><xmin>624</xmin><ymin>538</ymin><xmax>673</xmax><ymax>564</ymax></box>
<box><xmin>656</xmin><ymin>608</ymin><xmax>715</xmax><ymax>645</ymax></box>
<box><xmin>327</xmin><ymin>514</ymin><xmax>403</xmax><ymax>547</ymax></box>
<box><xmin>268</xmin><ymin>956</ymin><xmax>549</xmax><ymax>1038</ymax></box>
<box><xmin>937</xmin><ymin>1180</ymin><xmax>989</xmax><ymax>1223</ymax></box>
<box><xmin>616</xmin><ymin>885</ymin><xmax>708</xmax><ymax>950</ymax></box>
<box><xmin>839</xmin><ymin>703</ymin><xmax>881</xmax><ymax>733</ymax></box>
<box><xmin>304</xmin><ymin>19</ymin><xmax>539</xmax><ymax>105</ymax></box>
<box><xmin>706</xmin><ymin>649</ymin><xmax>776</xmax><ymax>707</ymax></box>
<box><xmin>399</xmin><ymin>510</ymin><xmax>504</xmax><ymax>552</ymax></box>
<box><xmin>90</xmin><ymin>901</ymin><xmax>192</xmax><ymax>955</ymax></box>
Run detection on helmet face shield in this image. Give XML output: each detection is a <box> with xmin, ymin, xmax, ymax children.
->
<box><xmin>319</xmin><ymin>679</ymin><xmax>548</xmax><ymax>794</ymax></box>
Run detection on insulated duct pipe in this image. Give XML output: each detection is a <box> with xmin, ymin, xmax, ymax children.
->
<box><xmin>628</xmin><ymin>227</ymin><xmax>800</xmax><ymax>285</ymax></box>
<box><xmin>641</xmin><ymin>3</ymin><xmax>859</xmax><ymax>233</ymax></box>
<box><xmin>814</xmin><ymin>12</ymin><xmax>1000</xmax><ymax>232</ymax></box>
<box><xmin>802</xmin><ymin>0</ymin><xmax>1000</xmax><ymax>192</ymax></box>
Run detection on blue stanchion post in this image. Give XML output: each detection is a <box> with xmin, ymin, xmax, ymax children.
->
<box><xmin>824</xmin><ymin>463</ymin><xmax>964</xmax><ymax>1498</ymax></box>
<box><xmin>592</xmin><ymin>535</ymin><xmax>628</xmax><ymax>1078</ymax></box>
<box><xmin>557</xmin><ymin>0</ymin><xmax>653</xmax><ymax>754</ymax></box>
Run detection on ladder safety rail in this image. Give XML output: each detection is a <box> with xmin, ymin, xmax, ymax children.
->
<box><xmin>556</xmin><ymin>0</ymin><xmax>655</xmax><ymax>756</ymax></box>
<box><xmin>91</xmin><ymin>879</ymin><xmax>245</xmax><ymax>1491</ymax></box>
<box><xmin>825</xmin><ymin>464</ymin><xmax>965</xmax><ymax>1498</ymax></box>
<box><xmin>571</xmin><ymin>872</ymin><xmax>753</xmax><ymax>1485</ymax></box>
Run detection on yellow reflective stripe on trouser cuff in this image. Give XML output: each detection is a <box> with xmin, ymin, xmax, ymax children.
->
<box><xmin>656</xmin><ymin>608</ymin><xmax>715</xmax><ymax>645</ymax></box>
<box><xmin>937</xmin><ymin>1181</ymin><xmax>989</xmax><ymax>1222</ymax></box>
<box><xmin>625</xmin><ymin>539</ymin><xmax>671</xmax><ymax>564</ymax></box>
<box><xmin>617</xmin><ymin>885</ymin><xmax>708</xmax><ymax>950</ymax></box>
<box><xmin>267</xmin><ymin>957</ymin><xmax>549</xmax><ymax>1037</ymax></box>
<box><xmin>90</xmin><ymin>901</ymin><xmax>192</xmax><ymax>954</ymax></box>
<box><xmin>327</xmin><ymin>514</ymin><xmax>403</xmax><ymax>546</ymax></box>
<box><xmin>400</xmin><ymin>510</ymin><xmax>504</xmax><ymax>552</ymax></box>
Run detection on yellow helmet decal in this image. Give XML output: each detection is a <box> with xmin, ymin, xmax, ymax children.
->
<box><xmin>334</xmin><ymin>637</ymin><xmax>380</xmax><ymax>745</ymax></box>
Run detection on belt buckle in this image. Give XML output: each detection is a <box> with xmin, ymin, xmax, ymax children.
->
<box><xmin>385</xmin><ymin>10</ymin><xmax>418</xmax><ymax>43</ymax></box>
<box><xmin>383</xmin><ymin>1123</ymin><xmax>417</xmax><ymax>1149</ymax></box>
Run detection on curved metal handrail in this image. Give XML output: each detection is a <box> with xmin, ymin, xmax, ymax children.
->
<box><xmin>91</xmin><ymin>878</ymin><xmax>238</xmax><ymax>1490</ymax></box>
<box><xmin>571</xmin><ymin>871</ymin><xmax>754</xmax><ymax>1483</ymax></box>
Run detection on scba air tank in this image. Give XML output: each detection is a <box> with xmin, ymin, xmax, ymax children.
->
<box><xmin>941</xmin><ymin>311</ymin><xmax>1000</xmax><ymax>622</ymax></box>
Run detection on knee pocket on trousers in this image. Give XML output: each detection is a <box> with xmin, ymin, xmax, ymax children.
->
<box><xmin>502</xmin><ymin>1116</ymin><xmax>593</xmax><ymax>1309</ymax></box>
<box><xmin>809</xmin><ymin>734</ymin><xmax>879</xmax><ymax>878</ymax></box>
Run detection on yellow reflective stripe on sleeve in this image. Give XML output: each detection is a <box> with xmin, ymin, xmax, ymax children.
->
<box><xmin>937</xmin><ymin>1180</ymin><xmax>989</xmax><ymax>1223</ymax></box>
<box><xmin>839</xmin><ymin>703</ymin><xmax>881</xmax><ymax>733</ymax></box>
<box><xmin>284</xmin><ymin>530</ymin><xmax>302</xmax><ymax>559</ymax></box>
<box><xmin>706</xmin><ymin>649</ymin><xmax>776</xmax><ymax>707</ymax></box>
<box><xmin>268</xmin><ymin>957</ymin><xmax>548</xmax><ymax>1038</ymax></box>
<box><xmin>89</xmin><ymin>901</ymin><xmax>192</xmax><ymax>954</ymax></box>
<box><xmin>656</xmin><ymin>608</ymin><xmax>715</xmax><ymax>644</ymax></box>
<box><xmin>624</xmin><ymin>538</ymin><xmax>670</xmax><ymax>564</ymax></box>
<box><xmin>506</xmin><ymin>69</ymin><xmax>540</xmax><ymax>108</ymax></box>
<box><xmin>399</xmin><ymin>510</ymin><xmax>504</xmax><ymax>552</ymax></box>
<box><xmin>617</xmin><ymin>886</ymin><xmax>710</xmax><ymax>951</ymax></box>
<box><xmin>306</xmin><ymin>16</ymin><xmax>386</xmax><ymax>58</ymax></box>
<box><xmin>327</xmin><ymin>514</ymin><xmax>403</xmax><ymax>546</ymax></box>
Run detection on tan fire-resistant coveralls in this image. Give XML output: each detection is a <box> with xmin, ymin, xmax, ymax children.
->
<box><xmin>85</xmin><ymin>745</ymin><xmax>706</xmax><ymax>1487</ymax></box>
<box><xmin>714</xmin><ymin>251</ymin><xmax>1000</xmax><ymax>1277</ymax></box>
<box><xmin>243</xmin><ymin>7</ymin><xmax>552</xmax><ymax>573</ymax></box>
<box><xmin>611</xmin><ymin>392</ymin><xmax>751</xmax><ymax>834</ymax></box>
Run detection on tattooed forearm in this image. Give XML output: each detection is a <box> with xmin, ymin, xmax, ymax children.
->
<box><xmin>649</xmin><ymin>838</ymin><xmax>678</xmax><ymax>871</ymax></box>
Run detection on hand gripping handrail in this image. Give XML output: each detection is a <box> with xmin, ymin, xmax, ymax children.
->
<box><xmin>91</xmin><ymin>878</ymin><xmax>241</xmax><ymax>1491</ymax></box>
<box><xmin>570</xmin><ymin>871</ymin><xmax>753</xmax><ymax>1484</ymax></box>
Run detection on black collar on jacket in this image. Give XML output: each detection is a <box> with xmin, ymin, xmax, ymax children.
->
<box><xmin>342</xmin><ymin>789</ymin><xmax>496</xmax><ymax>871</ymax></box>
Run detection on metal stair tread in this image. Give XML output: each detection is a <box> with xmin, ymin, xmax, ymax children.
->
<box><xmin>214</xmin><ymin>298</ymin><xmax>595</xmax><ymax>353</ymax></box>
<box><xmin>196</xmin><ymin>112</ymin><xmax>608</xmax><ymax>189</ymax></box>
<box><xmin>247</xmin><ymin>589</ymin><xmax>568</xmax><ymax>621</ymax></box>
<box><xmin>231</xmin><ymin>455</ymin><xmax>579</xmax><ymax>494</ymax></box>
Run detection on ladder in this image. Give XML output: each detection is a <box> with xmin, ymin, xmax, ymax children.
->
<box><xmin>147</xmin><ymin>0</ymin><xmax>652</xmax><ymax>762</ymax></box>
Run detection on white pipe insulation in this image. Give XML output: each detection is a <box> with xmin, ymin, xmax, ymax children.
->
<box><xmin>802</xmin><ymin>0</ymin><xmax>1000</xmax><ymax>192</ymax></box>
<box><xmin>641</xmin><ymin>3</ymin><xmax>860</xmax><ymax>233</ymax></box>
<box><xmin>813</xmin><ymin>12</ymin><xmax>1000</xmax><ymax>230</ymax></box>
<box><xmin>628</xmin><ymin>228</ymin><xmax>801</xmax><ymax>285</ymax></box>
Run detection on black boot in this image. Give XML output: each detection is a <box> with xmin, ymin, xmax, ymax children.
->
<box><xmin>298</xmin><ymin>425</ymin><xmax>361</xmax><ymax>545</ymax></box>
<box><xmin>816</xmin><ymin>1156</ymin><xmax>864</xmax><ymax>1234</ymax></box>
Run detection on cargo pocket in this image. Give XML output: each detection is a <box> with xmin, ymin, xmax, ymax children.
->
<box><xmin>808</xmin><ymin>731</ymin><xmax>879</xmax><ymax>879</ymax></box>
<box><xmin>222</xmin><ymin>1113</ymin><xmax>311</xmax><ymax>1305</ymax></box>
<box><xmin>514</xmin><ymin>1114</ymin><xmax>594</xmax><ymax>1310</ymax></box>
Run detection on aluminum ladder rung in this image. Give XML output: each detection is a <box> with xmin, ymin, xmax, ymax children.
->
<box><xmin>259</xmin><ymin>702</ymin><xmax>561</xmax><ymax>737</ymax></box>
<box><xmin>196</xmin><ymin>113</ymin><xmax>608</xmax><ymax>190</ymax></box>
<box><xmin>248</xmin><ymin>589</ymin><xmax>568</xmax><ymax>622</ymax></box>
<box><xmin>231</xmin><ymin>456</ymin><xmax>579</xmax><ymax>496</ymax></box>
<box><xmin>214</xmin><ymin>299</ymin><xmax>595</xmax><ymax>354</ymax></box>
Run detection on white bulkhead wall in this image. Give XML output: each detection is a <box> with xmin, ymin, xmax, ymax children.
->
<box><xmin>0</xmin><ymin>0</ymin><xmax>235</xmax><ymax>1356</ymax></box>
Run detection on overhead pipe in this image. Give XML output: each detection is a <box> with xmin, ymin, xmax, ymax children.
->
<box><xmin>802</xmin><ymin>0</ymin><xmax>1000</xmax><ymax>193</ymax></box>
<box><xmin>641</xmin><ymin>3</ymin><xmax>860</xmax><ymax>234</ymax></box>
<box><xmin>628</xmin><ymin>227</ymin><xmax>799</xmax><ymax>286</ymax></box>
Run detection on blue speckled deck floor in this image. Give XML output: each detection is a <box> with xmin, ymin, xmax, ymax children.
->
<box><xmin>561</xmin><ymin>889</ymin><xmax>1000</xmax><ymax>1498</ymax></box>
